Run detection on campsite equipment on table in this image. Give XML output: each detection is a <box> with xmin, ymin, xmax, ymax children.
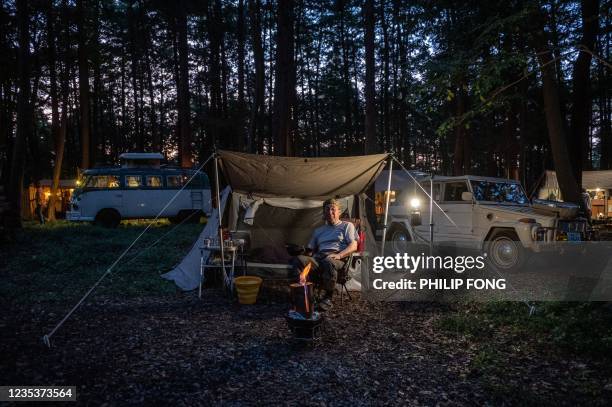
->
<box><xmin>234</xmin><ymin>276</ymin><xmax>263</xmax><ymax>304</ymax></box>
<box><xmin>199</xmin><ymin>237</ymin><xmax>248</xmax><ymax>298</ymax></box>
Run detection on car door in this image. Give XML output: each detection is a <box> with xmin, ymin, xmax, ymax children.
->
<box><xmin>437</xmin><ymin>181</ymin><xmax>474</xmax><ymax>244</ymax></box>
<box><xmin>123</xmin><ymin>174</ymin><xmax>143</xmax><ymax>218</ymax></box>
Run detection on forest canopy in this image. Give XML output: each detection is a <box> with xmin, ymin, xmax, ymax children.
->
<box><xmin>0</xmin><ymin>0</ymin><xmax>610</xmax><ymax>217</ymax></box>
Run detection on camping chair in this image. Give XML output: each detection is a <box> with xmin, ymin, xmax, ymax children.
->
<box><xmin>336</xmin><ymin>252</ymin><xmax>363</xmax><ymax>305</ymax></box>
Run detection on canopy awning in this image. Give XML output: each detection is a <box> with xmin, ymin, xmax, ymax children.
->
<box><xmin>583</xmin><ymin>170</ymin><xmax>612</xmax><ymax>190</ymax></box>
<box><xmin>217</xmin><ymin>150</ymin><xmax>389</xmax><ymax>199</ymax></box>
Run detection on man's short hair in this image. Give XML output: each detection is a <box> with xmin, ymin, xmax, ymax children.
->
<box><xmin>323</xmin><ymin>198</ymin><xmax>341</xmax><ymax>210</ymax></box>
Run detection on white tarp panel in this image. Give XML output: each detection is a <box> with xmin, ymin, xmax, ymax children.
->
<box><xmin>161</xmin><ymin>187</ymin><xmax>231</xmax><ymax>290</ymax></box>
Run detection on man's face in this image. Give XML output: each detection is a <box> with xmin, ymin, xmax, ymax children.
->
<box><xmin>324</xmin><ymin>204</ymin><xmax>340</xmax><ymax>224</ymax></box>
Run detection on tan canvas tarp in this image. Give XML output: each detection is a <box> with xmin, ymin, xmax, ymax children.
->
<box><xmin>218</xmin><ymin>150</ymin><xmax>389</xmax><ymax>199</ymax></box>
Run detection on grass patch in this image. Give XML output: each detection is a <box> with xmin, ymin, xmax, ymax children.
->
<box><xmin>1</xmin><ymin>220</ymin><xmax>204</xmax><ymax>306</ymax></box>
<box><xmin>436</xmin><ymin>301</ymin><xmax>612</xmax><ymax>362</ymax></box>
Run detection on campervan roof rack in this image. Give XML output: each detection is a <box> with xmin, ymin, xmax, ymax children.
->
<box><xmin>119</xmin><ymin>152</ymin><xmax>164</xmax><ymax>169</ymax></box>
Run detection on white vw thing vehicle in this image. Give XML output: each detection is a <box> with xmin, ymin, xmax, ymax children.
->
<box><xmin>67</xmin><ymin>153</ymin><xmax>212</xmax><ymax>227</ymax></box>
<box><xmin>378</xmin><ymin>172</ymin><xmax>592</xmax><ymax>271</ymax></box>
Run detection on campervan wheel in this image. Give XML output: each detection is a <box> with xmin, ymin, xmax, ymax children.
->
<box><xmin>95</xmin><ymin>208</ymin><xmax>121</xmax><ymax>228</ymax></box>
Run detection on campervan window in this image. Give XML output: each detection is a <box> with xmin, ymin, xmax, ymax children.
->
<box><xmin>167</xmin><ymin>175</ymin><xmax>182</xmax><ymax>187</ymax></box>
<box><xmin>126</xmin><ymin>175</ymin><xmax>142</xmax><ymax>188</ymax></box>
<box><xmin>84</xmin><ymin>175</ymin><xmax>119</xmax><ymax>189</ymax></box>
<box><xmin>146</xmin><ymin>175</ymin><xmax>162</xmax><ymax>187</ymax></box>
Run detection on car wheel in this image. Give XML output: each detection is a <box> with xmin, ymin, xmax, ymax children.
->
<box><xmin>95</xmin><ymin>208</ymin><xmax>121</xmax><ymax>228</ymax></box>
<box><xmin>388</xmin><ymin>225</ymin><xmax>411</xmax><ymax>253</ymax></box>
<box><xmin>484</xmin><ymin>230</ymin><xmax>527</xmax><ymax>272</ymax></box>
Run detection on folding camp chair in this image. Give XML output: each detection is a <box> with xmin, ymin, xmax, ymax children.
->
<box><xmin>336</xmin><ymin>252</ymin><xmax>364</xmax><ymax>305</ymax></box>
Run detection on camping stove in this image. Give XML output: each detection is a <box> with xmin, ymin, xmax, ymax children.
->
<box><xmin>286</xmin><ymin>310</ymin><xmax>325</xmax><ymax>341</ymax></box>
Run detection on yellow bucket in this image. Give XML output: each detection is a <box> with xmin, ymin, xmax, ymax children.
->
<box><xmin>234</xmin><ymin>276</ymin><xmax>263</xmax><ymax>304</ymax></box>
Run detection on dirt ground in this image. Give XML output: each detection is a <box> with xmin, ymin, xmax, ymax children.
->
<box><xmin>2</xmin><ymin>289</ymin><xmax>612</xmax><ymax>406</ymax></box>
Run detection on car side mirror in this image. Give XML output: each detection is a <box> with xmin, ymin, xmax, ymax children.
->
<box><xmin>461</xmin><ymin>191</ymin><xmax>473</xmax><ymax>201</ymax></box>
<box><xmin>410</xmin><ymin>212</ymin><xmax>422</xmax><ymax>226</ymax></box>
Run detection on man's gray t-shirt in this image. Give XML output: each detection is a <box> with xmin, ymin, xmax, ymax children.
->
<box><xmin>308</xmin><ymin>221</ymin><xmax>358</xmax><ymax>253</ymax></box>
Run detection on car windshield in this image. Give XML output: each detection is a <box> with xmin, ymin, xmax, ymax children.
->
<box><xmin>470</xmin><ymin>180</ymin><xmax>529</xmax><ymax>204</ymax></box>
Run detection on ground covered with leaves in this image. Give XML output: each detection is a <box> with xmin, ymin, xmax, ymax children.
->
<box><xmin>2</xmin><ymin>222</ymin><xmax>612</xmax><ymax>405</ymax></box>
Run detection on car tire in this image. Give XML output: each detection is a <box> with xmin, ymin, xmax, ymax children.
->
<box><xmin>95</xmin><ymin>208</ymin><xmax>121</xmax><ymax>228</ymax></box>
<box><xmin>388</xmin><ymin>224</ymin><xmax>411</xmax><ymax>254</ymax></box>
<box><xmin>484</xmin><ymin>230</ymin><xmax>527</xmax><ymax>272</ymax></box>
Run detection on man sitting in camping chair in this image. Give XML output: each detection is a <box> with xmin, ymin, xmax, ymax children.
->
<box><xmin>293</xmin><ymin>199</ymin><xmax>358</xmax><ymax>311</ymax></box>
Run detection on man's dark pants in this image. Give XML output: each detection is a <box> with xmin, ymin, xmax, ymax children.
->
<box><xmin>293</xmin><ymin>253</ymin><xmax>345</xmax><ymax>299</ymax></box>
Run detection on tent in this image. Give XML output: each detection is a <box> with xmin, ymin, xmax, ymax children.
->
<box><xmin>162</xmin><ymin>150</ymin><xmax>389</xmax><ymax>291</ymax></box>
<box><xmin>535</xmin><ymin>170</ymin><xmax>612</xmax><ymax>219</ymax></box>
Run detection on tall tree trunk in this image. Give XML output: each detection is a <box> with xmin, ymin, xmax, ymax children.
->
<box><xmin>207</xmin><ymin>0</ymin><xmax>223</xmax><ymax>150</ymax></box>
<box><xmin>337</xmin><ymin>0</ymin><xmax>353</xmax><ymax>153</ymax></box>
<box><xmin>272</xmin><ymin>0</ymin><xmax>295</xmax><ymax>156</ymax></box>
<box><xmin>237</xmin><ymin>0</ymin><xmax>246</xmax><ymax>152</ymax></box>
<box><xmin>127</xmin><ymin>0</ymin><xmax>142</xmax><ymax>151</ymax></box>
<box><xmin>452</xmin><ymin>79</ymin><xmax>467</xmax><ymax>175</ymax></box>
<box><xmin>569</xmin><ymin>0</ymin><xmax>599</xmax><ymax>182</ymax></box>
<box><xmin>176</xmin><ymin>0</ymin><xmax>192</xmax><ymax>167</ymax></box>
<box><xmin>91</xmin><ymin>0</ymin><xmax>101</xmax><ymax>164</ymax></box>
<box><xmin>599</xmin><ymin>11</ymin><xmax>611</xmax><ymax>169</ymax></box>
<box><xmin>47</xmin><ymin>0</ymin><xmax>62</xmax><ymax>221</ymax></box>
<box><xmin>9</xmin><ymin>0</ymin><xmax>31</xmax><ymax>228</ymax></box>
<box><xmin>248</xmin><ymin>0</ymin><xmax>265</xmax><ymax>154</ymax></box>
<box><xmin>363</xmin><ymin>0</ymin><xmax>377</xmax><ymax>154</ymax></box>
<box><xmin>380</xmin><ymin>0</ymin><xmax>390</xmax><ymax>151</ymax></box>
<box><xmin>532</xmin><ymin>8</ymin><xmax>581</xmax><ymax>203</ymax></box>
<box><xmin>77</xmin><ymin>0</ymin><xmax>90</xmax><ymax>169</ymax></box>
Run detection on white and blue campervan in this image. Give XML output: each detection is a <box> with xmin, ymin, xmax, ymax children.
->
<box><xmin>66</xmin><ymin>153</ymin><xmax>212</xmax><ymax>227</ymax></box>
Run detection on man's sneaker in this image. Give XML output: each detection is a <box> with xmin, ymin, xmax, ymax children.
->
<box><xmin>318</xmin><ymin>298</ymin><xmax>333</xmax><ymax>312</ymax></box>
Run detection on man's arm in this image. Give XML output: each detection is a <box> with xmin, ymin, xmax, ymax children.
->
<box><xmin>305</xmin><ymin>231</ymin><xmax>317</xmax><ymax>256</ymax></box>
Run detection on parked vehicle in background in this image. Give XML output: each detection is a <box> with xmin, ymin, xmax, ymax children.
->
<box><xmin>376</xmin><ymin>172</ymin><xmax>595</xmax><ymax>271</ymax></box>
<box><xmin>66</xmin><ymin>153</ymin><xmax>212</xmax><ymax>227</ymax></box>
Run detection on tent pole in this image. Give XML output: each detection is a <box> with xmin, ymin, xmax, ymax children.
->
<box><xmin>381</xmin><ymin>159</ymin><xmax>393</xmax><ymax>254</ymax></box>
<box><xmin>214</xmin><ymin>153</ymin><xmax>227</xmax><ymax>289</ymax></box>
